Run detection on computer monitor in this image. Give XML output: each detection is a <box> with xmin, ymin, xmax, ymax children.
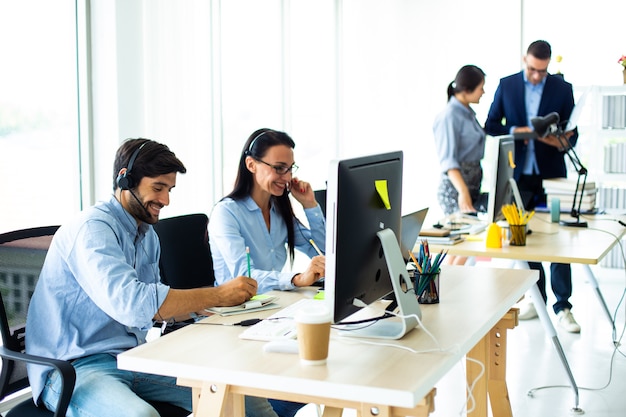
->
<box><xmin>486</xmin><ymin>136</ymin><xmax>523</xmax><ymax>223</ymax></box>
<box><xmin>324</xmin><ymin>151</ymin><xmax>422</xmax><ymax>340</ymax></box>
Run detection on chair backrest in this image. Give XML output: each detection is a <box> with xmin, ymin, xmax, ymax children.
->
<box><xmin>314</xmin><ymin>189</ymin><xmax>327</xmax><ymax>218</ymax></box>
<box><xmin>0</xmin><ymin>226</ymin><xmax>59</xmax><ymax>400</ymax></box>
<box><xmin>153</xmin><ymin>214</ymin><xmax>215</xmax><ymax>289</ymax></box>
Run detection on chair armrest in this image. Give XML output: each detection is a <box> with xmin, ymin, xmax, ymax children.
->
<box><xmin>0</xmin><ymin>346</ymin><xmax>76</xmax><ymax>417</ymax></box>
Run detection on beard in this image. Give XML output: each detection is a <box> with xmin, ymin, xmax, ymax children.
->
<box><xmin>127</xmin><ymin>189</ymin><xmax>159</xmax><ymax>225</ymax></box>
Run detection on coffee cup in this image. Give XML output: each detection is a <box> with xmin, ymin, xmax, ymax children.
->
<box><xmin>295</xmin><ymin>304</ymin><xmax>331</xmax><ymax>365</ymax></box>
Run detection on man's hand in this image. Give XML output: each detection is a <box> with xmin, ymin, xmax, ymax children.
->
<box><xmin>215</xmin><ymin>276</ymin><xmax>258</xmax><ymax>306</ymax></box>
<box><xmin>537</xmin><ymin>130</ymin><xmax>574</xmax><ymax>151</ymax></box>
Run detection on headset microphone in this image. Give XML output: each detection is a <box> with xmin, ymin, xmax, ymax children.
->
<box><xmin>129</xmin><ymin>188</ymin><xmax>153</xmax><ymax>219</ymax></box>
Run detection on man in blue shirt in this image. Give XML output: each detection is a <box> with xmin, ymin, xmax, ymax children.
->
<box><xmin>485</xmin><ymin>40</ymin><xmax>581</xmax><ymax>333</ymax></box>
<box><xmin>26</xmin><ymin>138</ymin><xmax>277</xmax><ymax>416</ymax></box>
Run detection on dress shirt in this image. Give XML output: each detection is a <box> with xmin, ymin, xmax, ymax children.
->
<box><xmin>520</xmin><ymin>72</ymin><xmax>546</xmax><ymax>175</ymax></box>
<box><xmin>209</xmin><ymin>196</ymin><xmax>325</xmax><ymax>294</ymax></box>
<box><xmin>433</xmin><ymin>96</ymin><xmax>486</xmax><ymax>174</ymax></box>
<box><xmin>26</xmin><ymin>194</ymin><xmax>170</xmax><ymax>403</ymax></box>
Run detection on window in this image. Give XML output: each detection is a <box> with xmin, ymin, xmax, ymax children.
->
<box><xmin>0</xmin><ymin>0</ymin><xmax>81</xmax><ymax>233</ymax></box>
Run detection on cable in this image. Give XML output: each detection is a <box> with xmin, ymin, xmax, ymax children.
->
<box><xmin>462</xmin><ymin>357</ymin><xmax>485</xmax><ymax>415</ymax></box>
<box><xmin>526</xmin><ymin>218</ymin><xmax>626</xmax><ymax>396</ymax></box>
<box><xmin>194</xmin><ymin>318</ymin><xmax>263</xmax><ymax>327</ymax></box>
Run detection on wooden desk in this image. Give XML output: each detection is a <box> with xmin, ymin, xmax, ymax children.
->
<box><xmin>428</xmin><ymin>212</ymin><xmax>626</xmax><ymax>414</ymax></box>
<box><xmin>432</xmin><ymin>213</ymin><xmax>625</xmax><ymax>265</ymax></box>
<box><xmin>118</xmin><ymin>266</ymin><xmax>537</xmax><ymax>417</ymax></box>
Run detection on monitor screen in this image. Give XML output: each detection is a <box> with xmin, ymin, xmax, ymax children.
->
<box><xmin>324</xmin><ymin>151</ymin><xmax>421</xmax><ymax>339</ymax></box>
<box><xmin>486</xmin><ymin>136</ymin><xmax>519</xmax><ymax>223</ymax></box>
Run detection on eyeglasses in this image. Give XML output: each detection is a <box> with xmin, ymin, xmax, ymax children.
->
<box><xmin>527</xmin><ymin>65</ymin><xmax>548</xmax><ymax>75</ymax></box>
<box><xmin>254</xmin><ymin>158</ymin><xmax>298</xmax><ymax>175</ymax></box>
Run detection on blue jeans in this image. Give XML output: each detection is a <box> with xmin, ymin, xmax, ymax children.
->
<box><xmin>41</xmin><ymin>353</ymin><xmax>279</xmax><ymax>417</ymax></box>
<box><xmin>528</xmin><ymin>261</ymin><xmax>573</xmax><ymax>314</ymax></box>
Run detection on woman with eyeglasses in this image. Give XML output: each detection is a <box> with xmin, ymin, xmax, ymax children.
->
<box><xmin>209</xmin><ymin>128</ymin><xmax>325</xmax><ymax>295</ymax></box>
<box><xmin>208</xmin><ymin>128</ymin><xmax>325</xmax><ymax>417</ymax></box>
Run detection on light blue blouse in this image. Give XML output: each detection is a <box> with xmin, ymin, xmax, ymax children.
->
<box><xmin>208</xmin><ymin>196</ymin><xmax>325</xmax><ymax>294</ymax></box>
<box><xmin>433</xmin><ymin>96</ymin><xmax>486</xmax><ymax>174</ymax></box>
<box><xmin>25</xmin><ymin>195</ymin><xmax>169</xmax><ymax>403</ymax></box>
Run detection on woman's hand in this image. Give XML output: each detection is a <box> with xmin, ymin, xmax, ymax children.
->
<box><xmin>289</xmin><ymin>177</ymin><xmax>318</xmax><ymax>209</ymax></box>
<box><xmin>291</xmin><ymin>255</ymin><xmax>326</xmax><ymax>287</ymax></box>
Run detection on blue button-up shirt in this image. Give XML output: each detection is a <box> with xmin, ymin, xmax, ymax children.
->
<box><xmin>433</xmin><ymin>96</ymin><xmax>486</xmax><ymax>174</ymax></box>
<box><xmin>520</xmin><ymin>71</ymin><xmax>546</xmax><ymax>175</ymax></box>
<box><xmin>209</xmin><ymin>196</ymin><xmax>325</xmax><ymax>294</ymax></box>
<box><xmin>26</xmin><ymin>195</ymin><xmax>170</xmax><ymax>403</ymax></box>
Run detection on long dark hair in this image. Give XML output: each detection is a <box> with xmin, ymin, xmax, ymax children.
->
<box><xmin>226</xmin><ymin>128</ymin><xmax>298</xmax><ymax>261</ymax></box>
<box><xmin>446</xmin><ymin>65</ymin><xmax>486</xmax><ymax>101</ymax></box>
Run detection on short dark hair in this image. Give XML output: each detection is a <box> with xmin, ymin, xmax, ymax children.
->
<box><xmin>527</xmin><ymin>40</ymin><xmax>552</xmax><ymax>60</ymax></box>
<box><xmin>112</xmin><ymin>138</ymin><xmax>186</xmax><ymax>191</ymax></box>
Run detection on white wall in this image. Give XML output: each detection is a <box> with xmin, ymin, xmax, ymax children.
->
<box><xmin>87</xmin><ymin>0</ymin><xmax>626</xmax><ymax>224</ymax></box>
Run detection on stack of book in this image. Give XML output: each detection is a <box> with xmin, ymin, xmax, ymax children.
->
<box><xmin>542</xmin><ymin>178</ymin><xmax>597</xmax><ymax>213</ymax></box>
<box><xmin>418</xmin><ymin>228</ymin><xmax>465</xmax><ymax>245</ymax></box>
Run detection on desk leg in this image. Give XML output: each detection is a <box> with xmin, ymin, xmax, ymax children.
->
<box><xmin>526</xmin><ymin>281</ymin><xmax>581</xmax><ymax>412</ymax></box>
<box><xmin>467</xmin><ymin>337</ymin><xmax>488</xmax><ymax>417</ymax></box>
<box><xmin>581</xmin><ymin>264</ymin><xmax>614</xmax><ymax>328</ymax></box>
<box><xmin>186</xmin><ymin>380</ymin><xmax>244</xmax><ymax>417</ymax></box>
<box><xmin>467</xmin><ymin>310</ymin><xmax>517</xmax><ymax>417</ymax></box>
<box><xmin>321</xmin><ymin>406</ymin><xmax>343</xmax><ymax>417</ymax></box>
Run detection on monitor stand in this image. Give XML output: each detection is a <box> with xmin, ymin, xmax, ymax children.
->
<box><xmin>509</xmin><ymin>178</ymin><xmax>525</xmax><ymax>209</ymax></box>
<box><xmin>338</xmin><ymin>228</ymin><xmax>422</xmax><ymax>340</ymax></box>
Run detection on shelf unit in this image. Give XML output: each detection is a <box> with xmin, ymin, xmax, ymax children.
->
<box><xmin>575</xmin><ymin>85</ymin><xmax>626</xmax><ymax>268</ymax></box>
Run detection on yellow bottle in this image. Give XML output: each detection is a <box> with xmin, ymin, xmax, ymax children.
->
<box><xmin>485</xmin><ymin>223</ymin><xmax>502</xmax><ymax>248</ymax></box>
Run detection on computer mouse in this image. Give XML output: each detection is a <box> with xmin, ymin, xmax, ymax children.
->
<box><xmin>263</xmin><ymin>340</ymin><xmax>299</xmax><ymax>354</ymax></box>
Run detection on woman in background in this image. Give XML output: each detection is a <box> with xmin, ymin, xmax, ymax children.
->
<box><xmin>433</xmin><ymin>65</ymin><xmax>486</xmax><ymax>264</ymax></box>
<box><xmin>208</xmin><ymin>128</ymin><xmax>326</xmax><ymax>417</ymax></box>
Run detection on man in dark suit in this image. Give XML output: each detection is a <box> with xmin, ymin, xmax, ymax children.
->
<box><xmin>485</xmin><ymin>40</ymin><xmax>581</xmax><ymax>333</ymax></box>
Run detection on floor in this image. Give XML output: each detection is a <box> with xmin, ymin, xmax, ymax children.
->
<box><xmin>296</xmin><ymin>262</ymin><xmax>626</xmax><ymax>417</ymax></box>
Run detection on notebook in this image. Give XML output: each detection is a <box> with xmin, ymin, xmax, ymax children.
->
<box><xmin>400</xmin><ymin>207</ymin><xmax>429</xmax><ymax>261</ymax></box>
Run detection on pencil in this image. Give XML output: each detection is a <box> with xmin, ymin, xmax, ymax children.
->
<box><xmin>246</xmin><ymin>246</ymin><xmax>251</xmax><ymax>277</ymax></box>
<box><xmin>309</xmin><ymin>239</ymin><xmax>323</xmax><ymax>256</ymax></box>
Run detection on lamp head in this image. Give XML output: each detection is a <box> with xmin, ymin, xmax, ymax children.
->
<box><xmin>531</xmin><ymin>112</ymin><xmax>560</xmax><ymax>138</ymax></box>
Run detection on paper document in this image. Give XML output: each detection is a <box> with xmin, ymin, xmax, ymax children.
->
<box><xmin>205</xmin><ymin>294</ymin><xmax>280</xmax><ymax>316</ymax></box>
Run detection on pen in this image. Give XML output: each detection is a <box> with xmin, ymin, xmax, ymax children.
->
<box><xmin>246</xmin><ymin>246</ymin><xmax>251</xmax><ymax>277</ymax></box>
<box><xmin>309</xmin><ymin>239</ymin><xmax>323</xmax><ymax>256</ymax></box>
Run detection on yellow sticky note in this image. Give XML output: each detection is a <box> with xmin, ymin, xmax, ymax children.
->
<box><xmin>375</xmin><ymin>180</ymin><xmax>391</xmax><ymax>210</ymax></box>
<box><xmin>508</xmin><ymin>150</ymin><xmax>516</xmax><ymax>168</ymax></box>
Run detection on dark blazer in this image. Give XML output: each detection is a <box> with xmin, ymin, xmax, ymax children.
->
<box><xmin>485</xmin><ymin>71</ymin><xmax>578</xmax><ymax>180</ymax></box>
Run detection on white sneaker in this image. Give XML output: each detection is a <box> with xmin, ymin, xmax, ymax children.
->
<box><xmin>557</xmin><ymin>309</ymin><xmax>581</xmax><ymax>333</ymax></box>
<box><xmin>517</xmin><ymin>301</ymin><xmax>538</xmax><ymax>320</ymax></box>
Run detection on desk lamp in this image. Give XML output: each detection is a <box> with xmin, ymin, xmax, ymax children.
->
<box><xmin>531</xmin><ymin>112</ymin><xmax>588</xmax><ymax>227</ymax></box>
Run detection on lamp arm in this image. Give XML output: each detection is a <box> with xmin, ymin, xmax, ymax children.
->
<box><xmin>554</xmin><ymin>129</ymin><xmax>588</xmax><ymax>220</ymax></box>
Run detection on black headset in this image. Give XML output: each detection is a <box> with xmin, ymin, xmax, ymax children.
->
<box><xmin>117</xmin><ymin>142</ymin><xmax>147</xmax><ymax>190</ymax></box>
<box><xmin>244</xmin><ymin>130</ymin><xmax>269</xmax><ymax>157</ymax></box>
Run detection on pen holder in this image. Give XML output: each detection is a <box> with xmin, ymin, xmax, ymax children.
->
<box><xmin>509</xmin><ymin>224</ymin><xmax>527</xmax><ymax>246</ymax></box>
<box><xmin>414</xmin><ymin>270</ymin><xmax>440</xmax><ymax>304</ymax></box>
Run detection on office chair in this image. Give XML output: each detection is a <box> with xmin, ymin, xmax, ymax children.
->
<box><xmin>153</xmin><ymin>213</ymin><xmax>215</xmax><ymax>289</ymax></box>
<box><xmin>153</xmin><ymin>213</ymin><xmax>215</xmax><ymax>334</ymax></box>
<box><xmin>0</xmin><ymin>226</ymin><xmax>189</xmax><ymax>417</ymax></box>
<box><xmin>314</xmin><ymin>189</ymin><xmax>327</xmax><ymax>218</ymax></box>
